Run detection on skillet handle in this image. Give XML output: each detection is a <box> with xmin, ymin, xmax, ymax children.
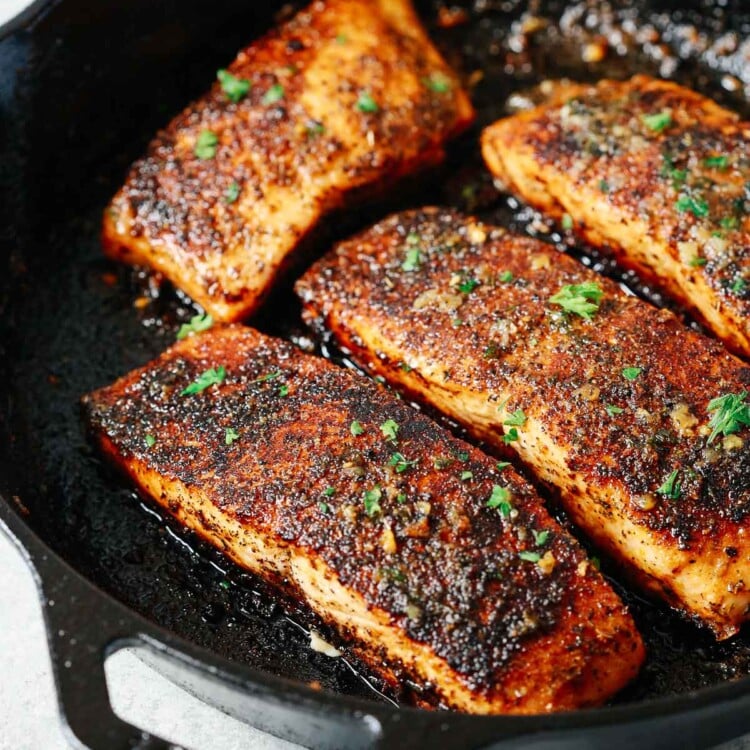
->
<box><xmin>0</xmin><ymin>506</ymin><xmax>175</xmax><ymax>750</ymax></box>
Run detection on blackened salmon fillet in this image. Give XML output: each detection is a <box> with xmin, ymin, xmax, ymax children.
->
<box><xmin>481</xmin><ymin>75</ymin><xmax>750</xmax><ymax>358</ymax></box>
<box><xmin>296</xmin><ymin>207</ymin><xmax>750</xmax><ymax>638</ymax></box>
<box><xmin>82</xmin><ymin>325</ymin><xmax>643</xmax><ymax>713</ymax></box>
<box><xmin>103</xmin><ymin>0</ymin><xmax>474</xmax><ymax>322</ymax></box>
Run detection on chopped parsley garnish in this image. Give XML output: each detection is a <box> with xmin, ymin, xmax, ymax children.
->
<box><xmin>496</xmin><ymin>461</ymin><xmax>510</xmax><ymax>471</ymax></box>
<box><xmin>561</xmin><ymin>213</ymin><xmax>574</xmax><ymax>231</ymax></box>
<box><xmin>176</xmin><ymin>313</ymin><xmax>213</xmax><ymax>340</ymax></box>
<box><xmin>181</xmin><ymin>366</ymin><xmax>226</xmax><ymax>395</ymax></box>
<box><xmin>656</xmin><ymin>469</ymin><xmax>681</xmax><ymax>500</ymax></box>
<box><xmin>706</xmin><ymin>391</ymin><xmax>750</xmax><ymax>444</ymax></box>
<box><xmin>380</xmin><ymin>419</ymin><xmax>399</xmax><ymax>441</ymax></box>
<box><xmin>356</xmin><ymin>91</ymin><xmax>379</xmax><ymax>113</ymax></box>
<box><xmin>605</xmin><ymin>404</ymin><xmax>624</xmax><ymax>417</ymax></box>
<box><xmin>549</xmin><ymin>282</ymin><xmax>603</xmax><ymax>320</ymax></box>
<box><xmin>487</xmin><ymin>485</ymin><xmax>512</xmax><ymax>517</ymax></box>
<box><xmin>519</xmin><ymin>550</ymin><xmax>541</xmax><ymax>563</ymax></box>
<box><xmin>704</xmin><ymin>155</ymin><xmax>729</xmax><ymax>169</ymax></box>
<box><xmin>323</xmin><ymin>486</ymin><xmax>336</xmax><ymax>497</ymax></box>
<box><xmin>675</xmin><ymin>194</ymin><xmax>709</xmax><ymax>219</ymax></box>
<box><xmin>389</xmin><ymin>452</ymin><xmax>416</xmax><ymax>473</ymax></box>
<box><xmin>225</xmin><ymin>427</ymin><xmax>240</xmax><ymax>445</ymax></box>
<box><xmin>319</xmin><ymin>502</ymin><xmax>330</xmax><ymax>513</ymax></box>
<box><xmin>460</xmin><ymin>470</ymin><xmax>473</xmax><ymax>481</ymax></box>
<box><xmin>498</xmin><ymin>271</ymin><xmax>514</xmax><ymax>283</ymax></box>
<box><xmin>335</xmin><ymin>33</ymin><xmax>348</xmax><ymax>44</ymax></box>
<box><xmin>261</xmin><ymin>83</ymin><xmax>284</xmax><ymax>105</ymax></box>
<box><xmin>641</xmin><ymin>110</ymin><xmax>672</xmax><ymax>133</ymax></box>
<box><xmin>224</xmin><ymin>181</ymin><xmax>241</xmax><ymax>204</ymax></box>
<box><xmin>217</xmin><ymin>69</ymin><xmax>251</xmax><ymax>102</ymax></box>
<box><xmin>433</xmin><ymin>456</ymin><xmax>452</xmax><ymax>469</ymax></box>
<box><xmin>599</xmin><ymin>179</ymin><xmax>610</xmax><ymax>193</ymax></box>
<box><xmin>194</xmin><ymin>130</ymin><xmax>218</xmax><ymax>159</ymax></box>
<box><xmin>251</xmin><ymin>371</ymin><xmax>281</xmax><ymax>383</ymax></box>
<box><xmin>503</xmin><ymin>428</ymin><xmax>519</xmax><ymax>444</ymax></box>
<box><xmin>503</xmin><ymin>409</ymin><xmax>527</xmax><ymax>427</ymax></box>
<box><xmin>720</xmin><ymin>216</ymin><xmax>739</xmax><ymax>231</ymax></box>
<box><xmin>278</xmin><ymin>384</ymin><xmax>289</xmax><ymax>397</ymax></box>
<box><xmin>305</xmin><ymin>121</ymin><xmax>325</xmax><ymax>137</ymax></box>
<box><xmin>622</xmin><ymin>367</ymin><xmax>642</xmax><ymax>381</ymax></box>
<box><xmin>402</xmin><ymin>247</ymin><xmax>421</xmax><ymax>272</ymax></box>
<box><xmin>396</xmin><ymin>493</ymin><xmax>407</xmax><ymax>504</ymax></box>
<box><xmin>350</xmin><ymin>420</ymin><xmax>365</xmax><ymax>436</ymax></box>
<box><xmin>456</xmin><ymin>451</ymin><xmax>469</xmax><ymax>462</ymax></box>
<box><xmin>731</xmin><ymin>278</ymin><xmax>747</xmax><ymax>294</ymax></box>
<box><xmin>689</xmin><ymin>256</ymin><xmax>707</xmax><ymax>268</ymax></box>
<box><xmin>363</xmin><ymin>487</ymin><xmax>382</xmax><ymax>516</ymax></box>
<box><xmin>144</xmin><ymin>434</ymin><xmax>156</xmax><ymax>448</ymax></box>
<box><xmin>458</xmin><ymin>277</ymin><xmax>480</xmax><ymax>294</ymax></box>
<box><xmin>422</xmin><ymin>72</ymin><xmax>451</xmax><ymax>94</ymax></box>
<box><xmin>532</xmin><ymin>529</ymin><xmax>549</xmax><ymax>546</ymax></box>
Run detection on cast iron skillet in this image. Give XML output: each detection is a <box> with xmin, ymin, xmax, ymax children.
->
<box><xmin>2</xmin><ymin>1</ymin><xmax>750</xmax><ymax>748</ymax></box>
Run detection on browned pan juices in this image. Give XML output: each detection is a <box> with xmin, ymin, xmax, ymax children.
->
<box><xmin>2</xmin><ymin>0</ymin><xmax>750</xmax><ymax>711</ymax></box>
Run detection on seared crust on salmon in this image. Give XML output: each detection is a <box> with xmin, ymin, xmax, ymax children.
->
<box><xmin>103</xmin><ymin>0</ymin><xmax>474</xmax><ymax>322</ymax></box>
<box><xmin>481</xmin><ymin>75</ymin><xmax>750</xmax><ymax>358</ymax></box>
<box><xmin>296</xmin><ymin>208</ymin><xmax>750</xmax><ymax>638</ymax></box>
<box><xmin>83</xmin><ymin>325</ymin><xmax>642</xmax><ymax>713</ymax></box>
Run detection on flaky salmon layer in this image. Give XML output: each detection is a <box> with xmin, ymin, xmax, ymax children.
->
<box><xmin>297</xmin><ymin>207</ymin><xmax>750</xmax><ymax>638</ymax></box>
<box><xmin>481</xmin><ymin>75</ymin><xmax>750</xmax><ymax>358</ymax></box>
<box><xmin>103</xmin><ymin>0</ymin><xmax>474</xmax><ymax>322</ymax></box>
<box><xmin>83</xmin><ymin>325</ymin><xmax>642</xmax><ymax>713</ymax></box>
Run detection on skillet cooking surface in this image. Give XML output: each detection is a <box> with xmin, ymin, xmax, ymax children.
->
<box><xmin>2</xmin><ymin>0</ymin><xmax>750</xmax><ymax>709</ymax></box>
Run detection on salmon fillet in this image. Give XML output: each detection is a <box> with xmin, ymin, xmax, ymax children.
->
<box><xmin>296</xmin><ymin>207</ymin><xmax>750</xmax><ymax>639</ymax></box>
<box><xmin>481</xmin><ymin>75</ymin><xmax>750</xmax><ymax>358</ymax></box>
<box><xmin>82</xmin><ymin>325</ymin><xmax>642</xmax><ymax>713</ymax></box>
<box><xmin>103</xmin><ymin>0</ymin><xmax>474</xmax><ymax>322</ymax></box>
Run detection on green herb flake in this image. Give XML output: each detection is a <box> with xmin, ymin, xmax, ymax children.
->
<box><xmin>433</xmin><ymin>456</ymin><xmax>453</xmax><ymax>470</ymax></box>
<box><xmin>622</xmin><ymin>366</ymin><xmax>642</xmax><ymax>381</ymax></box>
<box><xmin>176</xmin><ymin>313</ymin><xmax>213</xmax><ymax>340</ymax></box>
<box><xmin>675</xmin><ymin>194</ymin><xmax>710</xmax><ymax>219</ymax></box>
<box><xmin>194</xmin><ymin>130</ymin><xmax>219</xmax><ymax>159</ymax></box>
<box><xmin>363</xmin><ymin>487</ymin><xmax>382</xmax><ymax>517</ymax></box>
<box><xmin>181</xmin><ymin>366</ymin><xmax>226</xmax><ymax>396</ymax></box>
<box><xmin>706</xmin><ymin>391</ymin><xmax>750</xmax><ymax>444</ymax></box>
<box><xmin>503</xmin><ymin>427</ymin><xmax>519</xmax><ymax>444</ymax></box>
<box><xmin>278</xmin><ymin>384</ymin><xmax>289</xmax><ymax>397</ymax></box>
<box><xmin>503</xmin><ymin>409</ymin><xmax>527</xmax><ymax>427</ymax></box>
<box><xmin>251</xmin><ymin>371</ymin><xmax>281</xmax><ymax>384</ymax></box>
<box><xmin>452</xmin><ymin>318</ymin><xmax>463</xmax><ymax>327</ymax></box>
<box><xmin>217</xmin><ymin>69</ymin><xmax>251</xmax><ymax>102</ymax></box>
<box><xmin>261</xmin><ymin>83</ymin><xmax>285</xmax><ymax>105</ymax></box>
<box><xmin>549</xmin><ymin>282</ymin><xmax>603</xmax><ymax>320</ymax></box>
<box><xmin>458</xmin><ymin>277</ymin><xmax>480</xmax><ymax>294</ymax></box>
<box><xmin>380</xmin><ymin>419</ymin><xmax>399</xmax><ymax>441</ymax></box>
<box><xmin>389</xmin><ymin>452</ymin><xmax>416</xmax><ymax>473</ymax></box>
<box><xmin>335</xmin><ymin>33</ymin><xmax>348</xmax><ymax>44</ymax></box>
<box><xmin>460</xmin><ymin>470</ymin><xmax>473</xmax><ymax>481</ymax></box>
<box><xmin>350</xmin><ymin>420</ymin><xmax>365</xmax><ymax>436</ymax></box>
<box><xmin>656</xmin><ymin>469</ymin><xmax>682</xmax><ymax>500</ymax></box>
<box><xmin>396</xmin><ymin>492</ymin><xmax>407</xmax><ymax>504</ymax></box>
<box><xmin>402</xmin><ymin>247</ymin><xmax>421</xmax><ymax>272</ymax></box>
<box><xmin>519</xmin><ymin>550</ymin><xmax>541</xmax><ymax>563</ymax></box>
<box><xmin>704</xmin><ymin>155</ymin><xmax>729</xmax><ymax>169</ymax></box>
<box><xmin>323</xmin><ymin>486</ymin><xmax>336</xmax><ymax>497</ymax></box>
<box><xmin>305</xmin><ymin>121</ymin><xmax>325</xmax><ymax>137</ymax></box>
<box><xmin>591</xmin><ymin>556</ymin><xmax>601</xmax><ymax>570</ymax></box>
<box><xmin>641</xmin><ymin>110</ymin><xmax>672</xmax><ymax>133</ymax></box>
<box><xmin>561</xmin><ymin>213</ymin><xmax>574</xmax><ymax>231</ymax></box>
<box><xmin>356</xmin><ymin>91</ymin><xmax>379</xmax><ymax>114</ymax></box>
<box><xmin>605</xmin><ymin>404</ymin><xmax>625</xmax><ymax>417</ymax></box>
<box><xmin>496</xmin><ymin>461</ymin><xmax>511</xmax><ymax>471</ymax></box>
<box><xmin>145</xmin><ymin>434</ymin><xmax>156</xmax><ymax>448</ymax></box>
<box><xmin>731</xmin><ymin>278</ymin><xmax>747</xmax><ymax>294</ymax></box>
<box><xmin>720</xmin><ymin>216</ymin><xmax>739</xmax><ymax>231</ymax></box>
<box><xmin>224</xmin><ymin>181</ymin><xmax>241</xmax><ymax>204</ymax></box>
<box><xmin>319</xmin><ymin>501</ymin><xmax>330</xmax><ymax>514</ymax></box>
<box><xmin>498</xmin><ymin>270</ymin><xmax>514</xmax><ymax>283</ymax></box>
<box><xmin>689</xmin><ymin>256</ymin><xmax>707</xmax><ymax>268</ymax></box>
<box><xmin>225</xmin><ymin>427</ymin><xmax>240</xmax><ymax>445</ymax></box>
<box><xmin>532</xmin><ymin>529</ymin><xmax>550</xmax><ymax>546</ymax></box>
<box><xmin>599</xmin><ymin>179</ymin><xmax>610</xmax><ymax>193</ymax></box>
<box><xmin>486</xmin><ymin>484</ymin><xmax>511</xmax><ymax>517</ymax></box>
<box><xmin>422</xmin><ymin>72</ymin><xmax>451</xmax><ymax>94</ymax></box>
